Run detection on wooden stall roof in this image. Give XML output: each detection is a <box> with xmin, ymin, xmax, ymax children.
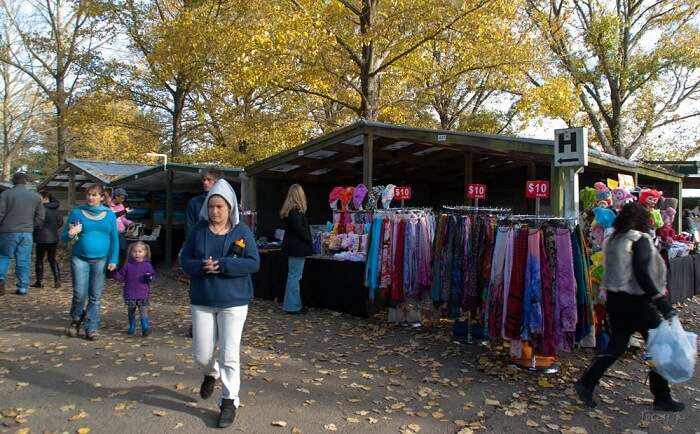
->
<box><xmin>110</xmin><ymin>163</ymin><xmax>244</xmax><ymax>192</ymax></box>
<box><xmin>246</xmin><ymin>120</ymin><xmax>682</xmax><ymax>184</ymax></box>
<box><xmin>37</xmin><ymin>159</ymin><xmax>156</xmax><ymax>191</ymax></box>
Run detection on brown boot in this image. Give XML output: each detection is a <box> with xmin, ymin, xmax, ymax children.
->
<box><xmin>0</xmin><ymin>280</ymin><xmax>4</xmax><ymax>295</ymax></box>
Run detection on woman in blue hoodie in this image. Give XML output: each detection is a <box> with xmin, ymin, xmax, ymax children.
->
<box><xmin>180</xmin><ymin>179</ymin><xmax>259</xmax><ymax>429</ymax></box>
<box><xmin>62</xmin><ymin>184</ymin><xmax>119</xmax><ymax>341</ymax></box>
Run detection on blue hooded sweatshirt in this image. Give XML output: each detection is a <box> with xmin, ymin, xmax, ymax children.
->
<box><xmin>62</xmin><ymin>204</ymin><xmax>119</xmax><ymax>265</ymax></box>
<box><xmin>180</xmin><ymin>180</ymin><xmax>260</xmax><ymax>308</ymax></box>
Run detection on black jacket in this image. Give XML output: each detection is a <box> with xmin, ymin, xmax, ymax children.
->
<box><xmin>34</xmin><ymin>201</ymin><xmax>63</xmax><ymax>244</ymax></box>
<box><xmin>281</xmin><ymin>209</ymin><xmax>313</xmax><ymax>257</ymax></box>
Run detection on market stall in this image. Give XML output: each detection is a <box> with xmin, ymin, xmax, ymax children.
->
<box><xmin>109</xmin><ymin>163</ymin><xmax>243</xmax><ymax>266</ymax></box>
<box><xmin>38</xmin><ymin>159</ymin><xmax>244</xmax><ymax>266</ymax></box>
<box><xmin>243</xmin><ymin>120</ymin><xmax>683</xmax><ymax>321</ymax></box>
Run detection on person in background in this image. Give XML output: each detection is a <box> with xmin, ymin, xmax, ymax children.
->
<box><xmin>575</xmin><ymin>202</ymin><xmax>684</xmax><ymax>412</ymax></box>
<box><xmin>0</xmin><ymin>172</ymin><xmax>44</xmax><ymax>296</ymax></box>
<box><xmin>110</xmin><ymin>188</ymin><xmax>133</xmax><ymax>263</ymax></box>
<box><xmin>33</xmin><ymin>191</ymin><xmax>63</xmax><ymax>288</ymax></box>
<box><xmin>186</xmin><ymin>167</ymin><xmax>224</xmax><ymax>240</ymax></box>
<box><xmin>682</xmin><ymin>209</ymin><xmax>695</xmax><ymax>238</ymax></box>
<box><xmin>63</xmin><ymin>183</ymin><xmax>119</xmax><ymax>341</ymax></box>
<box><xmin>184</xmin><ymin>166</ymin><xmax>223</xmax><ymax>337</ymax></box>
<box><xmin>112</xmin><ymin>241</ymin><xmax>156</xmax><ymax>337</ymax></box>
<box><xmin>180</xmin><ymin>179</ymin><xmax>259</xmax><ymax>428</ymax></box>
<box><xmin>280</xmin><ymin>184</ymin><xmax>313</xmax><ymax>314</ymax></box>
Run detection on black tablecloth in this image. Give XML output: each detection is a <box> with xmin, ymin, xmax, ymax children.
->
<box><xmin>668</xmin><ymin>255</ymin><xmax>696</xmax><ymax>304</ymax></box>
<box><xmin>252</xmin><ymin>250</ymin><xmax>382</xmax><ymax>317</ymax></box>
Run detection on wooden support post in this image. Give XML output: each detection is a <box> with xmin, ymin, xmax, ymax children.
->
<box><xmin>463</xmin><ymin>153</ymin><xmax>473</xmax><ymax>204</ymax></box>
<box><xmin>550</xmin><ymin>164</ymin><xmax>564</xmax><ymax>217</ymax></box>
<box><xmin>633</xmin><ymin>171</ymin><xmax>639</xmax><ymax>187</ymax></box>
<box><xmin>165</xmin><ymin>169</ymin><xmax>173</xmax><ymax>268</ymax></box>
<box><xmin>363</xmin><ymin>132</ymin><xmax>374</xmax><ymax>189</ymax></box>
<box><xmin>68</xmin><ymin>167</ymin><xmax>76</xmax><ymax>207</ymax></box>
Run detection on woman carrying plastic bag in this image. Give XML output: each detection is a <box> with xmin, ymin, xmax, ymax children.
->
<box><xmin>575</xmin><ymin>203</ymin><xmax>685</xmax><ymax>412</ymax></box>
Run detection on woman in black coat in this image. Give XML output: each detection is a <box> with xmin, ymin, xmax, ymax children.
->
<box><xmin>280</xmin><ymin>184</ymin><xmax>313</xmax><ymax>314</ymax></box>
<box><xmin>33</xmin><ymin>191</ymin><xmax>63</xmax><ymax>288</ymax></box>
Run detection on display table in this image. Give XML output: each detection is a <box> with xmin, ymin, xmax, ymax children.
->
<box><xmin>252</xmin><ymin>250</ymin><xmax>382</xmax><ymax>317</ymax></box>
<box><xmin>668</xmin><ymin>255</ymin><xmax>697</xmax><ymax>304</ymax></box>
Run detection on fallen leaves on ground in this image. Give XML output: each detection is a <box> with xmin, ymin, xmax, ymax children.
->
<box><xmin>68</xmin><ymin>410</ymin><xmax>88</xmax><ymax>421</ymax></box>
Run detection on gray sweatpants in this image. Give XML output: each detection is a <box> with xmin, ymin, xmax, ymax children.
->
<box><xmin>191</xmin><ymin>304</ymin><xmax>248</xmax><ymax>406</ymax></box>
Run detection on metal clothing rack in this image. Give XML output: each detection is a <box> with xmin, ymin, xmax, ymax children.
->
<box><xmin>442</xmin><ymin>205</ymin><xmax>511</xmax><ymax>214</ymax></box>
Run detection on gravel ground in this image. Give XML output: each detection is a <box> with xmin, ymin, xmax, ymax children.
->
<box><xmin>1</xmin><ymin>261</ymin><xmax>699</xmax><ymax>434</ymax></box>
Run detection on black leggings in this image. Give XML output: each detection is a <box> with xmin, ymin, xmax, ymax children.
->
<box><xmin>36</xmin><ymin>243</ymin><xmax>58</xmax><ymax>267</ymax></box>
<box><xmin>579</xmin><ymin>291</ymin><xmax>671</xmax><ymax>399</ymax></box>
<box><xmin>128</xmin><ymin>305</ymin><xmax>149</xmax><ymax>320</ymax></box>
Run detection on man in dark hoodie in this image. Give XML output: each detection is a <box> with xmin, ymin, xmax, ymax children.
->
<box><xmin>33</xmin><ymin>191</ymin><xmax>64</xmax><ymax>288</ymax></box>
<box><xmin>180</xmin><ymin>179</ymin><xmax>259</xmax><ymax>429</ymax></box>
<box><xmin>0</xmin><ymin>172</ymin><xmax>44</xmax><ymax>295</ymax></box>
<box><xmin>185</xmin><ymin>167</ymin><xmax>223</xmax><ymax>240</ymax></box>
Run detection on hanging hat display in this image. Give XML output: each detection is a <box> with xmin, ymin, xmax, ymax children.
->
<box><xmin>366</xmin><ymin>185</ymin><xmax>384</xmax><ymax>211</ymax></box>
<box><xmin>381</xmin><ymin>184</ymin><xmax>396</xmax><ymax>209</ymax></box>
<box><xmin>353</xmin><ymin>184</ymin><xmax>368</xmax><ymax>210</ymax></box>
<box><xmin>639</xmin><ymin>189</ymin><xmax>662</xmax><ymax>209</ymax></box>
<box><xmin>593</xmin><ymin>182</ymin><xmax>612</xmax><ymax>207</ymax></box>
<box><xmin>611</xmin><ymin>187</ymin><xmax>635</xmax><ymax>211</ymax></box>
<box><xmin>339</xmin><ymin>186</ymin><xmax>355</xmax><ymax>211</ymax></box>
<box><xmin>329</xmin><ymin>186</ymin><xmax>344</xmax><ymax>210</ymax></box>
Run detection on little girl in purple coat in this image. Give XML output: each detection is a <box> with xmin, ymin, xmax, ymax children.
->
<box><xmin>112</xmin><ymin>241</ymin><xmax>156</xmax><ymax>336</ymax></box>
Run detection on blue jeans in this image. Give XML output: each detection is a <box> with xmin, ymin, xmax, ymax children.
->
<box><xmin>0</xmin><ymin>233</ymin><xmax>33</xmax><ymax>293</ymax></box>
<box><xmin>283</xmin><ymin>257</ymin><xmax>305</xmax><ymax>312</ymax></box>
<box><xmin>70</xmin><ymin>256</ymin><xmax>107</xmax><ymax>333</ymax></box>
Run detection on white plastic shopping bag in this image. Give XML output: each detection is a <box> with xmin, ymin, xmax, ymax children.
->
<box><xmin>647</xmin><ymin>317</ymin><xmax>697</xmax><ymax>383</ymax></box>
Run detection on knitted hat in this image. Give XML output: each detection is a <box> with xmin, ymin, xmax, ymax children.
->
<box><xmin>611</xmin><ymin>187</ymin><xmax>635</xmax><ymax>210</ymax></box>
<box><xmin>353</xmin><ymin>184</ymin><xmax>368</xmax><ymax>210</ymax></box>
<box><xmin>381</xmin><ymin>184</ymin><xmax>396</xmax><ymax>209</ymax></box>
<box><xmin>593</xmin><ymin>182</ymin><xmax>612</xmax><ymax>207</ymax></box>
<box><xmin>593</xmin><ymin>207</ymin><xmax>616</xmax><ymax>229</ymax></box>
<box><xmin>662</xmin><ymin>207</ymin><xmax>677</xmax><ymax>225</ymax></box>
<box><xmin>639</xmin><ymin>189</ymin><xmax>662</xmax><ymax>209</ymax></box>
<box><xmin>661</xmin><ymin>197</ymin><xmax>678</xmax><ymax>210</ymax></box>
<box><xmin>580</xmin><ymin>187</ymin><xmax>596</xmax><ymax>210</ymax></box>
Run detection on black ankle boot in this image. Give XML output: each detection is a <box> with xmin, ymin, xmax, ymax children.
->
<box><xmin>653</xmin><ymin>397</ymin><xmax>685</xmax><ymax>412</ymax></box>
<box><xmin>200</xmin><ymin>375</ymin><xmax>216</xmax><ymax>399</ymax></box>
<box><xmin>32</xmin><ymin>281</ymin><xmax>43</xmax><ymax>288</ymax></box>
<box><xmin>574</xmin><ymin>380</ymin><xmax>597</xmax><ymax>408</ymax></box>
<box><xmin>217</xmin><ymin>399</ymin><xmax>236</xmax><ymax>428</ymax></box>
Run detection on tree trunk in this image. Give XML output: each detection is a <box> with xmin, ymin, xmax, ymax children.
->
<box><xmin>1</xmin><ymin>155</ymin><xmax>10</xmax><ymax>181</ymax></box>
<box><xmin>2</xmin><ymin>62</ymin><xmax>9</xmax><ymax>181</ymax></box>
<box><xmin>171</xmin><ymin>85</ymin><xmax>186</xmax><ymax>159</ymax></box>
<box><xmin>359</xmin><ymin>0</ymin><xmax>378</xmax><ymax>120</ymax></box>
<box><xmin>56</xmin><ymin>102</ymin><xmax>66</xmax><ymax>164</ymax></box>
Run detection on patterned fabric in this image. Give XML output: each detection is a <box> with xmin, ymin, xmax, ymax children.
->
<box><xmin>537</xmin><ymin>229</ymin><xmax>556</xmax><ymax>356</ymax></box>
<box><xmin>379</xmin><ymin>218</ymin><xmax>393</xmax><ymax>289</ymax></box>
<box><xmin>504</xmin><ymin>228</ymin><xmax>528</xmax><ymax>340</ymax></box>
<box><xmin>554</xmin><ymin>228</ymin><xmax>577</xmax><ymax>352</ymax></box>
<box><xmin>521</xmin><ymin>229</ymin><xmax>543</xmax><ymax>341</ymax></box>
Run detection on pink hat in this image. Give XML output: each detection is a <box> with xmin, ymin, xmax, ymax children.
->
<box><xmin>353</xmin><ymin>184</ymin><xmax>368</xmax><ymax>210</ymax></box>
<box><xmin>329</xmin><ymin>186</ymin><xmax>344</xmax><ymax>210</ymax></box>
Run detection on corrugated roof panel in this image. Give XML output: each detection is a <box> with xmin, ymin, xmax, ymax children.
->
<box><xmin>67</xmin><ymin>159</ymin><xmax>155</xmax><ymax>183</ymax></box>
